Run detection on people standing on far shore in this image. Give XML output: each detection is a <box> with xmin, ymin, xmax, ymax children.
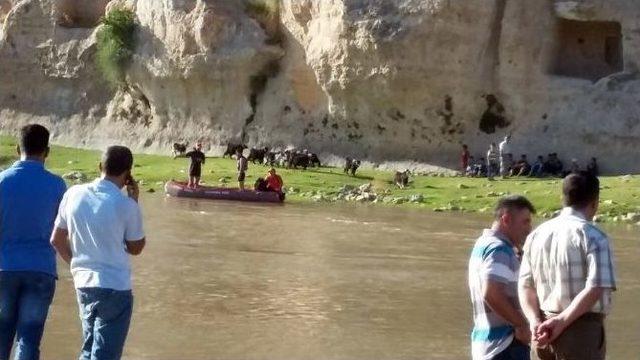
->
<box><xmin>487</xmin><ymin>142</ymin><xmax>500</xmax><ymax>181</ymax></box>
<box><xmin>462</xmin><ymin>144</ymin><xmax>471</xmax><ymax>174</ymax></box>
<box><xmin>499</xmin><ymin>135</ymin><xmax>512</xmax><ymax>179</ymax></box>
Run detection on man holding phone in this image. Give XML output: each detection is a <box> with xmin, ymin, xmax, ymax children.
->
<box><xmin>50</xmin><ymin>146</ymin><xmax>145</xmax><ymax>360</ymax></box>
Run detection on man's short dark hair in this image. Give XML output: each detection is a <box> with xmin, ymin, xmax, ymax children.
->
<box><xmin>19</xmin><ymin>124</ymin><xmax>50</xmax><ymax>156</ymax></box>
<box><xmin>494</xmin><ymin>195</ymin><xmax>536</xmax><ymax>219</ymax></box>
<box><xmin>563</xmin><ymin>171</ymin><xmax>600</xmax><ymax>208</ymax></box>
<box><xmin>101</xmin><ymin>146</ymin><xmax>133</xmax><ymax>177</ymax></box>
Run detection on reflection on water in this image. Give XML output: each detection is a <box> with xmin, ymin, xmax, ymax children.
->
<box><xmin>42</xmin><ymin>195</ymin><xmax>639</xmax><ymax>359</ymax></box>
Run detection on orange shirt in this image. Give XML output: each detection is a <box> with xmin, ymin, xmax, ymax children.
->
<box><xmin>265</xmin><ymin>174</ymin><xmax>283</xmax><ymax>192</ymax></box>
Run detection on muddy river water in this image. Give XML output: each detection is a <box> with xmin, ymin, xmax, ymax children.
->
<box><xmin>41</xmin><ymin>195</ymin><xmax>639</xmax><ymax>359</ymax></box>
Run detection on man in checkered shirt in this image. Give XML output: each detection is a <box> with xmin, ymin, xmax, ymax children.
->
<box><xmin>518</xmin><ymin>171</ymin><xmax>616</xmax><ymax>360</ymax></box>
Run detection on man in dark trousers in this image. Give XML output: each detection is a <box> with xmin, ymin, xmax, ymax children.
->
<box><xmin>185</xmin><ymin>142</ymin><xmax>205</xmax><ymax>188</ymax></box>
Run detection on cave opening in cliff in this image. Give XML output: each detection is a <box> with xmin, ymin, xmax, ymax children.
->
<box><xmin>55</xmin><ymin>0</ymin><xmax>111</xmax><ymax>28</ymax></box>
<box><xmin>548</xmin><ymin>18</ymin><xmax>623</xmax><ymax>81</ymax></box>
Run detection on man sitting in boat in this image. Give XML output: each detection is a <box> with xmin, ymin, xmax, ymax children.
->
<box><xmin>185</xmin><ymin>142</ymin><xmax>205</xmax><ymax>188</ymax></box>
<box><xmin>236</xmin><ymin>148</ymin><xmax>248</xmax><ymax>190</ymax></box>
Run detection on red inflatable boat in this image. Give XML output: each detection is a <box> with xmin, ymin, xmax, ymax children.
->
<box><xmin>164</xmin><ymin>181</ymin><xmax>284</xmax><ymax>203</ymax></box>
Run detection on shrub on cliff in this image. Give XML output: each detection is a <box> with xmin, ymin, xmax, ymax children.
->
<box><xmin>245</xmin><ymin>0</ymin><xmax>282</xmax><ymax>45</ymax></box>
<box><xmin>245</xmin><ymin>0</ymin><xmax>278</xmax><ymax>18</ymax></box>
<box><xmin>95</xmin><ymin>8</ymin><xmax>136</xmax><ymax>87</ymax></box>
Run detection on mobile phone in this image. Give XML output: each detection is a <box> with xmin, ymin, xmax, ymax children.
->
<box><xmin>126</xmin><ymin>173</ymin><xmax>135</xmax><ymax>185</ymax></box>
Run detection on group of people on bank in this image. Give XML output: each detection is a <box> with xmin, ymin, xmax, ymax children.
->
<box><xmin>469</xmin><ymin>171</ymin><xmax>615</xmax><ymax>360</ymax></box>
<box><xmin>461</xmin><ymin>136</ymin><xmax>599</xmax><ymax>179</ymax></box>
<box><xmin>181</xmin><ymin>142</ymin><xmax>284</xmax><ymax>195</ymax></box>
<box><xmin>0</xmin><ymin>125</ymin><xmax>145</xmax><ymax>360</ymax></box>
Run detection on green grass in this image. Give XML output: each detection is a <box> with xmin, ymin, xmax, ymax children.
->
<box><xmin>96</xmin><ymin>8</ymin><xmax>136</xmax><ymax>87</ymax></box>
<box><xmin>2</xmin><ymin>135</ymin><xmax>639</xmax><ymax>223</ymax></box>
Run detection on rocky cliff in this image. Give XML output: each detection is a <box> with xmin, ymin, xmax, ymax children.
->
<box><xmin>1</xmin><ymin>0</ymin><xmax>639</xmax><ymax>173</ymax></box>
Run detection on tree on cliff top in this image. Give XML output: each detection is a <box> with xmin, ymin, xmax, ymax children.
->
<box><xmin>96</xmin><ymin>8</ymin><xmax>136</xmax><ymax>87</ymax></box>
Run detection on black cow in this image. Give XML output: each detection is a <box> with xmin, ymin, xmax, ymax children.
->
<box><xmin>344</xmin><ymin>158</ymin><xmax>361</xmax><ymax>176</ymax></box>
<box><xmin>309</xmin><ymin>153</ymin><xmax>321</xmax><ymax>167</ymax></box>
<box><xmin>172</xmin><ymin>142</ymin><xmax>187</xmax><ymax>158</ymax></box>
<box><xmin>264</xmin><ymin>151</ymin><xmax>278</xmax><ymax>166</ymax></box>
<box><xmin>223</xmin><ymin>143</ymin><xmax>246</xmax><ymax>158</ymax></box>
<box><xmin>248</xmin><ymin>147</ymin><xmax>269</xmax><ymax>164</ymax></box>
<box><xmin>287</xmin><ymin>152</ymin><xmax>310</xmax><ymax>170</ymax></box>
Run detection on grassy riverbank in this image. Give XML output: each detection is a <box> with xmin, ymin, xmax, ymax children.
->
<box><xmin>2</xmin><ymin>136</ymin><xmax>639</xmax><ymax>223</ymax></box>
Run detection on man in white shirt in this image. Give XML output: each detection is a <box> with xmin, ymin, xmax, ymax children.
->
<box><xmin>499</xmin><ymin>135</ymin><xmax>512</xmax><ymax>178</ymax></box>
<box><xmin>51</xmin><ymin>146</ymin><xmax>145</xmax><ymax>360</ymax></box>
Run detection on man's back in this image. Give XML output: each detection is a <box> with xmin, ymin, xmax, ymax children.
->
<box><xmin>520</xmin><ymin>208</ymin><xmax>616</xmax><ymax>315</ymax></box>
<box><xmin>0</xmin><ymin>161</ymin><xmax>66</xmax><ymax>275</ymax></box>
<box><xmin>56</xmin><ymin>179</ymin><xmax>144</xmax><ymax>291</ymax></box>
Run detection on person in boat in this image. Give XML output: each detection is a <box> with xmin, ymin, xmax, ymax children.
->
<box><xmin>265</xmin><ymin>167</ymin><xmax>283</xmax><ymax>193</ymax></box>
<box><xmin>236</xmin><ymin>148</ymin><xmax>248</xmax><ymax>190</ymax></box>
<box><xmin>185</xmin><ymin>142</ymin><xmax>205</xmax><ymax>188</ymax></box>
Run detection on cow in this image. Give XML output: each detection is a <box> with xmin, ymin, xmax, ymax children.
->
<box><xmin>287</xmin><ymin>151</ymin><xmax>310</xmax><ymax>170</ymax></box>
<box><xmin>394</xmin><ymin>170</ymin><xmax>411</xmax><ymax>189</ymax></box>
<box><xmin>264</xmin><ymin>151</ymin><xmax>277</xmax><ymax>166</ymax></box>
<box><xmin>308</xmin><ymin>153</ymin><xmax>321</xmax><ymax>167</ymax></box>
<box><xmin>248</xmin><ymin>147</ymin><xmax>269</xmax><ymax>164</ymax></box>
<box><xmin>172</xmin><ymin>142</ymin><xmax>187</xmax><ymax>158</ymax></box>
<box><xmin>344</xmin><ymin>158</ymin><xmax>361</xmax><ymax>176</ymax></box>
<box><xmin>223</xmin><ymin>143</ymin><xmax>246</xmax><ymax>158</ymax></box>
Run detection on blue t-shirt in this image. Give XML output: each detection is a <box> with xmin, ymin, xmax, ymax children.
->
<box><xmin>0</xmin><ymin>160</ymin><xmax>67</xmax><ymax>277</ymax></box>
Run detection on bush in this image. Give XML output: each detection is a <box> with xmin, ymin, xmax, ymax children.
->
<box><xmin>95</xmin><ymin>9</ymin><xmax>136</xmax><ymax>87</ymax></box>
<box><xmin>245</xmin><ymin>0</ymin><xmax>282</xmax><ymax>45</ymax></box>
<box><xmin>245</xmin><ymin>0</ymin><xmax>278</xmax><ymax>18</ymax></box>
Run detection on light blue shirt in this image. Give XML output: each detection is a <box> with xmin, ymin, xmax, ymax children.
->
<box><xmin>0</xmin><ymin>160</ymin><xmax>66</xmax><ymax>277</ymax></box>
<box><xmin>55</xmin><ymin>179</ymin><xmax>145</xmax><ymax>290</ymax></box>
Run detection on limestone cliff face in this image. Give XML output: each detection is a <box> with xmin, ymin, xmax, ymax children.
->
<box><xmin>1</xmin><ymin>0</ymin><xmax>640</xmax><ymax>173</ymax></box>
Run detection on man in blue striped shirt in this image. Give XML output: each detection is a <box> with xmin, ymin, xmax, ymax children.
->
<box><xmin>468</xmin><ymin>196</ymin><xmax>535</xmax><ymax>360</ymax></box>
<box><xmin>0</xmin><ymin>124</ymin><xmax>66</xmax><ymax>359</ymax></box>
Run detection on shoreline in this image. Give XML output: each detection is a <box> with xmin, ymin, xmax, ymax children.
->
<box><xmin>1</xmin><ymin>136</ymin><xmax>639</xmax><ymax>225</ymax></box>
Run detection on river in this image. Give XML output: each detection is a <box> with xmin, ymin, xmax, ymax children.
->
<box><xmin>41</xmin><ymin>195</ymin><xmax>639</xmax><ymax>359</ymax></box>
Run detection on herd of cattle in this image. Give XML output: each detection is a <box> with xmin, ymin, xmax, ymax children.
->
<box><xmin>173</xmin><ymin>142</ymin><xmax>335</xmax><ymax>172</ymax></box>
<box><xmin>172</xmin><ymin>142</ymin><xmax>411</xmax><ymax>187</ymax></box>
